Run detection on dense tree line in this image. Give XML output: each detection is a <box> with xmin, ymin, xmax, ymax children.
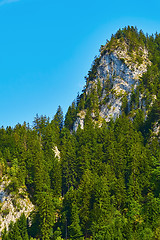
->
<box><xmin>1</xmin><ymin>110</ymin><xmax>160</xmax><ymax>239</ymax></box>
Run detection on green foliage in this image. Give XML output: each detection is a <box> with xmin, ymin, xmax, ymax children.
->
<box><xmin>17</xmin><ymin>213</ymin><xmax>29</xmax><ymax>240</ymax></box>
<box><xmin>121</xmin><ymin>95</ymin><xmax>129</xmax><ymax>115</ymax></box>
<box><xmin>86</xmin><ymin>55</ymin><xmax>101</xmax><ymax>83</ymax></box>
<box><xmin>2</xmin><ymin>26</ymin><xmax>160</xmax><ymax>240</ymax></box>
<box><xmin>3</xmin><ymin>221</ymin><xmax>24</xmax><ymax>240</ymax></box>
<box><xmin>53</xmin><ymin>105</ymin><xmax>64</xmax><ymax>132</ymax></box>
<box><xmin>65</xmin><ymin>101</ymin><xmax>77</xmax><ymax>130</ymax></box>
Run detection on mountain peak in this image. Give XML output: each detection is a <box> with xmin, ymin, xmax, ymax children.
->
<box><xmin>72</xmin><ymin>27</ymin><xmax>152</xmax><ymax>131</ymax></box>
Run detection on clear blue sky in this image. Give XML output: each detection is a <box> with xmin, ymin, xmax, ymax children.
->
<box><xmin>0</xmin><ymin>0</ymin><xmax>160</xmax><ymax>127</ymax></box>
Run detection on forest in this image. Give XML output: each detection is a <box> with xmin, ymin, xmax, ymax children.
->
<box><xmin>0</xmin><ymin>26</ymin><xmax>160</xmax><ymax>240</ymax></box>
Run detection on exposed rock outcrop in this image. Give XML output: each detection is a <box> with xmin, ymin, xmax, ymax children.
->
<box><xmin>0</xmin><ymin>176</ymin><xmax>34</xmax><ymax>235</ymax></box>
<box><xmin>53</xmin><ymin>146</ymin><xmax>61</xmax><ymax>161</ymax></box>
<box><xmin>73</xmin><ymin>44</ymin><xmax>151</xmax><ymax>131</ymax></box>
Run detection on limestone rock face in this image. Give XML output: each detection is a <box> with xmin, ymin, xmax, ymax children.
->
<box><xmin>53</xmin><ymin>145</ymin><xmax>61</xmax><ymax>161</ymax></box>
<box><xmin>97</xmin><ymin>50</ymin><xmax>149</xmax><ymax>121</ymax></box>
<box><xmin>0</xmin><ymin>176</ymin><xmax>34</xmax><ymax>235</ymax></box>
<box><xmin>73</xmin><ymin>111</ymin><xmax>86</xmax><ymax>131</ymax></box>
<box><xmin>73</xmin><ymin>45</ymin><xmax>151</xmax><ymax>131</ymax></box>
<box><xmin>152</xmin><ymin>121</ymin><xmax>160</xmax><ymax>141</ymax></box>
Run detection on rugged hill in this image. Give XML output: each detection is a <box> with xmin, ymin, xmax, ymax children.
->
<box><xmin>1</xmin><ymin>26</ymin><xmax>160</xmax><ymax>240</ymax></box>
<box><xmin>71</xmin><ymin>27</ymin><xmax>159</xmax><ymax>134</ymax></box>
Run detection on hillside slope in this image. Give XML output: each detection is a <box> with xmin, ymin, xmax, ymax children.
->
<box><xmin>71</xmin><ymin>27</ymin><xmax>159</xmax><ymax>134</ymax></box>
<box><xmin>1</xmin><ymin>26</ymin><xmax>160</xmax><ymax>240</ymax></box>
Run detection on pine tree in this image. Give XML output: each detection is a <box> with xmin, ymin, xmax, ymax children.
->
<box><xmin>78</xmin><ymin>170</ymin><xmax>93</xmax><ymax>237</ymax></box>
<box><xmin>8</xmin><ymin>222</ymin><xmax>22</xmax><ymax>240</ymax></box>
<box><xmin>68</xmin><ymin>202</ymin><xmax>83</xmax><ymax>239</ymax></box>
<box><xmin>17</xmin><ymin>213</ymin><xmax>29</xmax><ymax>240</ymax></box>
<box><xmin>65</xmin><ymin>101</ymin><xmax>77</xmax><ymax>130</ymax></box>
<box><xmin>51</xmin><ymin>106</ymin><xmax>63</xmax><ymax>146</ymax></box>
<box><xmin>61</xmin><ymin>128</ymin><xmax>77</xmax><ymax>193</ymax></box>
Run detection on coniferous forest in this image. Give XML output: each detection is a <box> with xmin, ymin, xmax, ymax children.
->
<box><xmin>1</xmin><ymin>26</ymin><xmax>160</xmax><ymax>239</ymax></box>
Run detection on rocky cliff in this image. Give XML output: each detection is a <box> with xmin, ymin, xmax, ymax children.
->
<box><xmin>73</xmin><ymin>32</ymin><xmax>153</xmax><ymax>131</ymax></box>
<box><xmin>0</xmin><ymin>176</ymin><xmax>34</xmax><ymax>235</ymax></box>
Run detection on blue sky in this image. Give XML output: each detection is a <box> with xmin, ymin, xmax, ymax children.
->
<box><xmin>0</xmin><ymin>0</ymin><xmax>160</xmax><ymax>127</ymax></box>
